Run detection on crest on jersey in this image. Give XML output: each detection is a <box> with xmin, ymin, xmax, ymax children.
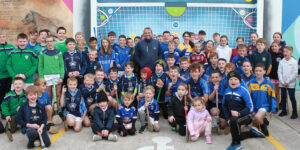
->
<box><xmin>262</xmin><ymin>57</ymin><xmax>266</xmax><ymax>61</ymax></box>
<box><xmin>25</xmin><ymin>55</ymin><xmax>28</xmax><ymax>60</ymax></box>
<box><xmin>55</xmin><ymin>56</ymin><xmax>58</xmax><ymax>60</ymax></box>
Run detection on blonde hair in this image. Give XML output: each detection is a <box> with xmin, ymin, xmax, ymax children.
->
<box><xmin>75</xmin><ymin>32</ymin><xmax>85</xmax><ymax>38</ymax></box>
<box><xmin>34</xmin><ymin>78</ymin><xmax>46</xmax><ymax>86</ymax></box>
<box><xmin>89</xmin><ymin>49</ymin><xmax>98</xmax><ymax>55</ymax></box>
<box><xmin>123</xmin><ymin>92</ymin><xmax>134</xmax><ymax>101</ymax></box>
<box><xmin>25</xmin><ymin>85</ymin><xmax>38</xmax><ymax>96</ymax></box>
<box><xmin>144</xmin><ymin>85</ymin><xmax>155</xmax><ymax>94</ymax></box>
<box><xmin>77</xmin><ymin>39</ymin><xmax>86</xmax><ymax>45</ymax></box>
<box><xmin>192</xmin><ymin>96</ymin><xmax>205</xmax><ymax>106</ymax></box>
<box><xmin>284</xmin><ymin>46</ymin><xmax>293</xmax><ymax>52</ymax></box>
<box><xmin>84</xmin><ymin>73</ymin><xmax>95</xmax><ymax>80</ymax></box>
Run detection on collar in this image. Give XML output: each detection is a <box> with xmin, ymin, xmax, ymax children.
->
<box><xmin>155</xmin><ymin>71</ymin><xmax>164</xmax><ymax>78</ymax></box>
<box><xmin>124</xmin><ymin>73</ymin><xmax>135</xmax><ymax>79</ymax></box>
<box><xmin>68</xmin><ymin>88</ymin><xmax>78</xmax><ymax>96</ymax></box>
<box><xmin>67</xmin><ymin>50</ymin><xmax>77</xmax><ymax>55</ymax></box>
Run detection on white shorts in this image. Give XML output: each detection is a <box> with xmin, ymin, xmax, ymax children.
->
<box><xmin>44</xmin><ymin>74</ymin><xmax>60</xmax><ymax>86</ymax></box>
<box><xmin>11</xmin><ymin>83</ymin><xmax>33</xmax><ymax>90</ymax></box>
<box><xmin>258</xmin><ymin>108</ymin><xmax>267</xmax><ymax>113</ymax></box>
<box><xmin>67</xmin><ymin>114</ymin><xmax>82</xmax><ymax>122</ymax></box>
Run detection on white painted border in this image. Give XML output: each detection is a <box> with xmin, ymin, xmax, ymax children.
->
<box><xmin>97</xmin><ymin>2</ymin><xmax>256</xmax><ymax>8</ymax></box>
<box><xmin>91</xmin><ymin>0</ymin><xmax>98</xmax><ymax>37</ymax></box>
<box><xmin>257</xmin><ymin>0</ymin><xmax>264</xmax><ymax>38</ymax></box>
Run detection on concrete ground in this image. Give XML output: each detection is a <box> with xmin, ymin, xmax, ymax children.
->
<box><xmin>1</xmin><ymin>93</ymin><xmax>300</xmax><ymax>150</ymax></box>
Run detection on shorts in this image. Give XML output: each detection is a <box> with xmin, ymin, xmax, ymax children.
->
<box><xmin>66</xmin><ymin>114</ymin><xmax>82</xmax><ymax>122</ymax></box>
<box><xmin>44</xmin><ymin>74</ymin><xmax>60</xmax><ymax>86</ymax></box>
<box><xmin>270</xmin><ymin>78</ymin><xmax>279</xmax><ymax>84</ymax></box>
<box><xmin>11</xmin><ymin>83</ymin><xmax>33</xmax><ymax>90</ymax></box>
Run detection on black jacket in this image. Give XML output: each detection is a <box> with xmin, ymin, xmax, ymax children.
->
<box><xmin>167</xmin><ymin>93</ymin><xmax>191</xmax><ymax>121</ymax></box>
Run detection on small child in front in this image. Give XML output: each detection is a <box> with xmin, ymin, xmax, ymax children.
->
<box><xmin>187</xmin><ymin>97</ymin><xmax>212</xmax><ymax>143</ymax></box>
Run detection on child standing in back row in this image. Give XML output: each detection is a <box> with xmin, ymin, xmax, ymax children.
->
<box><xmin>278</xmin><ymin>46</ymin><xmax>298</xmax><ymax>119</ymax></box>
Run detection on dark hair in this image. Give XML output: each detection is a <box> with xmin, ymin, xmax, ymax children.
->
<box><xmin>65</xmin><ymin>38</ymin><xmax>76</xmax><ymax>45</ymax></box>
<box><xmin>169</xmin><ymin>65</ymin><xmax>178</xmax><ymax>71</ymax></box>
<box><xmin>118</xmin><ymin>35</ymin><xmax>126</xmax><ymax>39</ymax></box>
<box><xmin>56</xmin><ymin>26</ymin><xmax>66</xmax><ymax>33</ymax></box>
<box><xmin>237</xmin><ymin>44</ymin><xmax>247</xmax><ymax>50</ymax></box>
<box><xmin>109</xmin><ymin>67</ymin><xmax>118</xmax><ymax>73</ymax></box>
<box><xmin>198</xmin><ymin>30</ymin><xmax>206</xmax><ymax>35</ymax></box>
<box><xmin>29</xmin><ymin>29</ymin><xmax>38</xmax><ymax>34</ymax></box>
<box><xmin>97</xmin><ymin>90</ymin><xmax>109</xmax><ymax>102</ymax></box>
<box><xmin>210</xmin><ymin>70</ymin><xmax>220</xmax><ymax>76</ymax></box>
<box><xmin>166</xmin><ymin>54</ymin><xmax>175</xmax><ymax>59</ymax></box>
<box><xmin>218</xmin><ymin>58</ymin><xmax>226</xmax><ymax>63</ymax></box>
<box><xmin>163</xmin><ymin>31</ymin><xmax>171</xmax><ymax>35</ymax></box>
<box><xmin>100</xmin><ymin>38</ymin><xmax>111</xmax><ymax>57</ymax></box>
<box><xmin>189</xmin><ymin>62</ymin><xmax>200</xmax><ymax>72</ymax></box>
<box><xmin>89</xmin><ymin>37</ymin><xmax>97</xmax><ymax>43</ymax></box>
<box><xmin>255</xmin><ymin>63</ymin><xmax>265</xmax><ymax>70</ymax></box>
<box><xmin>173</xmin><ymin>37</ymin><xmax>179</xmax><ymax>40</ymax></box>
<box><xmin>236</xmin><ymin>37</ymin><xmax>244</xmax><ymax>41</ymax></box>
<box><xmin>108</xmin><ymin>31</ymin><xmax>116</xmax><ymax>37</ymax></box>
<box><xmin>213</xmin><ymin>33</ymin><xmax>220</xmax><ymax>37</ymax></box>
<box><xmin>17</xmin><ymin>33</ymin><xmax>28</xmax><ymax>40</ymax></box>
<box><xmin>124</xmin><ymin>61</ymin><xmax>134</xmax><ymax>68</ymax></box>
<box><xmin>13</xmin><ymin>77</ymin><xmax>25</xmax><ymax>83</ymax></box>
<box><xmin>39</xmin><ymin>29</ymin><xmax>50</xmax><ymax>35</ymax></box>
<box><xmin>134</xmin><ymin>36</ymin><xmax>141</xmax><ymax>40</ymax></box>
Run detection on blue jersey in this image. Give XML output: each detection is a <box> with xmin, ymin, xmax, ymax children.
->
<box><xmin>64</xmin><ymin>88</ymin><xmax>87</xmax><ymax>117</ymax></box>
<box><xmin>248</xmin><ymin>78</ymin><xmax>277</xmax><ymax>113</ymax></box>
<box><xmin>86</xmin><ymin>60</ymin><xmax>101</xmax><ymax>74</ymax></box>
<box><xmin>163</xmin><ymin>51</ymin><xmax>180</xmax><ymax>64</ymax></box>
<box><xmin>119</xmin><ymin>73</ymin><xmax>138</xmax><ymax>94</ymax></box>
<box><xmin>160</xmin><ymin>42</ymin><xmax>169</xmax><ymax>52</ymax></box>
<box><xmin>180</xmin><ymin>69</ymin><xmax>191</xmax><ymax>81</ymax></box>
<box><xmin>115</xmin><ymin>46</ymin><xmax>131</xmax><ymax>71</ymax></box>
<box><xmin>37</xmin><ymin>91</ymin><xmax>51</xmax><ymax>106</ymax></box>
<box><xmin>98</xmin><ymin>51</ymin><xmax>116</xmax><ymax>75</ymax></box>
<box><xmin>208</xmin><ymin>82</ymin><xmax>224</xmax><ymax>104</ymax></box>
<box><xmin>138</xmin><ymin>79</ymin><xmax>150</xmax><ymax>94</ymax></box>
<box><xmin>138</xmin><ymin>98</ymin><xmax>160</xmax><ymax>120</ymax></box>
<box><xmin>63</xmin><ymin>50</ymin><xmax>86</xmax><ymax>75</ymax></box>
<box><xmin>116</xmin><ymin>105</ymin><xmax>137</xmax><ymax>124</ymax></box>
<box><xmin>232</xmin><ymin>55</ymin><xmax>249</xmax><ymax>74</ymax></box>
<box><xmin>222</xmin><ymin>85</ymin><xmax>253</xmax><ymax>121</ymax></box>
<box><xmin>186</xmin><ymin>77</ymin><xmax>208</xmax><ymax>98</ymax></box>
<box><xmin>241</xmin><ymin>73</ymin><xmax>256</xmax><ymax>85</ymax></box>
<box><xmin>205</xmin><ymin>65</ymin><xmax>220</xmax><ymax>76</ymax></box>
<box><xmin>166</xmin><ymin>77</ymin><xmax>184</xmax><ymax>97</ymax></box>
<box><xmin>79</xmin><ymin>84</ymin><xmax>97</xmax><ymax>110</ymax></box>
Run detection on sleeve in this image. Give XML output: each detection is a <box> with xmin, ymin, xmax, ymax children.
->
<box><xmin>93</xmin><ymin>108</ymin><xmax>105</xmax><ymax>131</ymax></box>
<box><xmin>157</xmin><ymin>42</ymin><xmax>163</xmax><ymax>59</ymax></box>
<box><xmin>200</xmin><ymin>80</ymin><xmax>209</xmax><ymax>94</ymax></box>
<box><xmin>59</xmin><ymin>53</ymin><xmax>65</xmax><ymax>79</ymax></box>
<box><xmin>249</xmin><ymin>54</ymin><xmax>255</xmax><ymax>67</ymax></box>
<box><xmin>222</xmin><ymin>94</ymin><xmax>230</xmax><ymax>121</ymax></box>
<box><xmin>232</xmin><ymin>56</ymin><xmax>237</xmax><ymax>69</ymax></box>
<box><xmin>238</xmin><ymin>88</ymin><xmax>253</xmax><ymax>116</ymax></box>
<box><xmin>116</xmin><ymin>108</ymin><xmax>123</xmax><ymax>124</ymax></box>
<box><xmin>79</xmin><ymin>52</ymin><xmax>87</xmax><ymax>75</ymax></box>
<box><xmin>106</xmin><ymin>108</ymin><xmax>115</xmax><ymax>131</ymax></box>
<box><xmin>6</xmin><ymin>53</ymin><xmax>16</xmax><ymax>78</ymax></box>
<box><xmin>266</xmin><ymin>53</ymin><xmax>272</xmax><ymax>75</ymax></box>
<box><xmin>154</xmin><ymin>102</ymin><xmax>160</xmax><ymax>122</ymax></box>
<box><xmin>134</xmin><ymin>44</ymin><xmax>141</xmax><ymax>67</ymax></box>
<box><xmin>132</xmin><ymin>108</ymin><xmax>137</xmax><ymax>124</ymax></box>
<box><xmin>63</xmin><ymin>53</ymin><xmax>68</xmax><ymax>75</ymax></box>
<box><xmin>277</xmin><ymin>61</ymin><xmax>284</xmax><ymax>85</ymax></box>
<box><xmin>115</xmin><ymin>52</ymin><xmax>120</xmax><ymax>65</ymax></box>
<box><xmin>205</xmin><ymin>110</ymin><xmax>212</xmax><ymax>121</ymax></box>
<box><xmin>16</xmin><ymin>104</ymin><xmax>27</xmax><ymax>128</ymax></box>
<box><xmin>25</xmin><ymin>52</ymin><xmax>38</xmax><ymax>78</ymax></box>
<box><xmin>167</xmin><ymin>97</ymin><xmax>174</xmax><ymax>117</ymax></box>
<box><xmin>187</xmin><ymin>110</ymin><xmax>195</xmax><ymax>135</ymax></box>
<box><xmin>138</xmin><ymin>99</ymin><xmax>146</xmax><ymax>112</ymax></box>
<box><xmin>1</xmin><ymin>95</ymin><xmax>11</xmax><ymax>117</ymax></box>
<box><xmin>80</xmin><ymin>98</ymin><xmax>87</xmax><ymax>116</ymax></box>
<box><xmin>38</xmin><ymin>53</ymin><xmax>45</xmax><ymax>78</ymax></box>
<box><xmin>40</xmin><ymin>105</ymin><xmax>47</xmax><ymax>125</ymax></box>
<box><xmin>268</xmin><ymin>83</ymin><xmax>277</xmax><ymax>113</ymax></box>
<box><xmin>286</xmin><ymin>60</ymin><xmax>298</xmax><ymax>85</ymax></box>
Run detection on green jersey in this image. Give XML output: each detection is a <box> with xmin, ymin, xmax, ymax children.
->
<box><xmin>0</xmin><ymin>43</ymin><xmax>15</xmax><ymax>78</ymax></box>
<box><xmin>54</xmin><ymin>39</ymin><xmax>67</xmax><ymax>54</ymax></box>
<box><xmin>1</xmin><ymin>90</ymin><xmax>26</xmax><ymax>117</ymax></box>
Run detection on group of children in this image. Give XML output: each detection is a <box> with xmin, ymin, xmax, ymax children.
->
<box><xmin>0</xmin><ymin>27</ymin><xmax>299</xmax><ymax>150</ymax></box>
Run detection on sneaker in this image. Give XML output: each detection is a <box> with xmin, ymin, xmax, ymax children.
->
<box><xmin>224</xmin><ymin>126</ymin><xmax>230</xmax><ymax>135</ymax></box>
<box><xmin>139</xmin><ymin>125</ymin><xmax>146</xmax><ymax>133</ymax></box>
<box><xmin>92</xmin><ymin>134</ymin><xmax>102</xmax><ymax>141</ymax></box>
<box><xmin>206</xmin><ymin>135</ymin><xmax>212</xmax><ymax>144</ymax></box>
<box><xmin>278</xmin><ymin>110</ymin><xmax>287</xmax><ymax>117</ymax></box>
<box><xmin>260</xmin><ymin>123</ymin><xmax>269</xmax><ymax>136</ymax></box>
<box><xmin>27</xmin><ymin>140</ymin><xmax>34</xmax><ymax>149</ymax></box>
<box><xmin>227</xmin><ymin>144</ymin><xmax>242</xmax><ymax>150</ymax></box>
<box><xmin>250</xmin><ymin>126</ymin><xmax>265</xmax><ymax>138</ymax></box>
<box><xmin>291</xmin><ymin>112</ymin><xmax>298</xmax><ymax>119</ymax></box>
<box><xmin>108</xmin><ymin>134</ymin><xmax>117</xmax><ymax>141</ymax></box>
<box><xmin>5</xmin><ymin>129</ymin><xmax>13</xmax><ymax>142</ymax></box>
<box><xmin>33</xmin><ymin>139</ymin><xmax>41</xmax><ymax>147</ymax></box>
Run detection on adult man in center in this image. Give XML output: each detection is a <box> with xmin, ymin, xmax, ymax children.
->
<box><xmin>134</xmin><ymin>27</ymin><xmax>163</xmax><ymax>72</ymax></box>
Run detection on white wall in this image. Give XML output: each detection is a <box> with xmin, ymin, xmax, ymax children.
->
<box><xmin>263</xmin><ymin>0</ymin><xmax>282</xmax><ymax>46</ymax></box>
<box><xmin>73</xmin><ymin>0</ymin><xmax>90</xmax><ymax>41</ymax></box>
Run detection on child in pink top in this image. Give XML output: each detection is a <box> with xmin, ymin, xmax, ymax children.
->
<box><xmin>187</xmin><ymin>97</ymin><xmax>212</xmax><ymax>143</ymax></box>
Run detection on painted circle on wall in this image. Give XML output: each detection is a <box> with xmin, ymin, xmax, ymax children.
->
<box><xmin>130</xmin><ymin>33</ymin><xmax>136</xmax><ymax>39</ymax></box>
<box><xmin>194</xmin><ymin>34</ymin><xmax>199</xmax><ymax>40</ymax></box>
<box><xmin>100</xmin><ymin>15</ymin><xmax>106</xmax><ymax>21</ymax></box>
<box><xmin>247</xmin><ymin>17</ymin><xmax>253</xmax><ymax>23</ymax></box>
<box><xmin>166</xmin><ymin>7</ymin><xmax>186</xmax><ymax>17</ymax></box>
<box><xmin>172</xmin><ymin>21</ymin><xmax>179</xmax><ymax>28</ymax></box>
<box><xmin>239</xmin><ymin>9</ymin><xmax>246</xmax><ymax>16</ymax></box>
<box><xmin>107</xmin><ymin>8</ymin><xmax>114</xmax><ymax>15</ymax></box>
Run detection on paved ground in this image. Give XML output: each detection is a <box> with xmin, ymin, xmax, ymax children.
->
<box><xmin>1</xmin><ymin>93</ymin><xmax>300</xmax><ymax>150</ymax></box>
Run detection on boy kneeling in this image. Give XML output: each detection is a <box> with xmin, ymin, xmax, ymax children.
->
<box><xmin>17</xmin><ymin>86</ymin><xmax>51</xmax><ymax>149</ymax></box>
